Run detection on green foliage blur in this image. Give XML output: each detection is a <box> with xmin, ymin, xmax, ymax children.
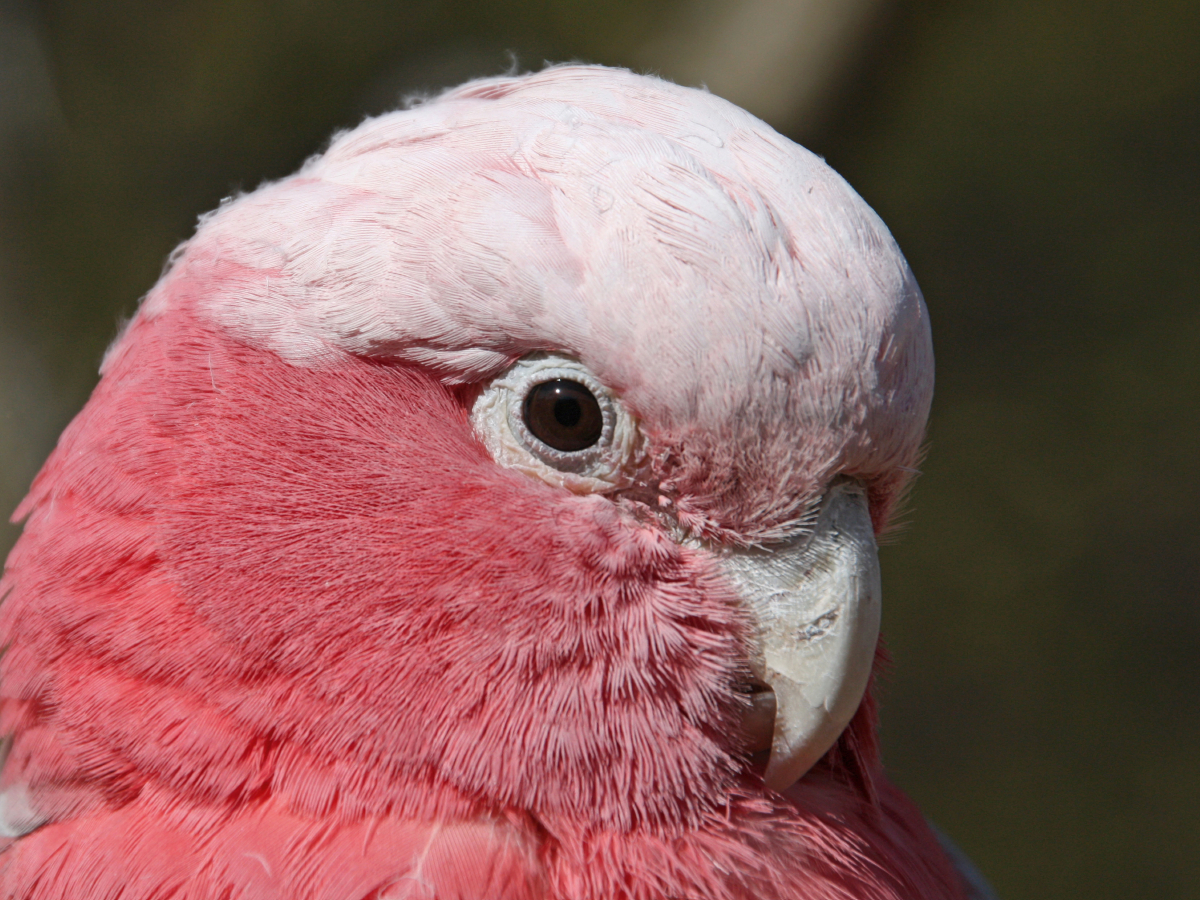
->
<box><xmin>0</xmin><ymin>1</ymin><xmax>1196</xmax><ymax>897</ymax></box>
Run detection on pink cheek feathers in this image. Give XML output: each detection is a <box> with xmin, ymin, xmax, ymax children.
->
<box><xmin>1</xmin><ymin>304</ymin><xmax>750</xmax><ymax>832</ymax></box>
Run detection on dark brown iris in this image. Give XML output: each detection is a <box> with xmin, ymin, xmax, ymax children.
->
<box><xmin>522</xmin><ymin>379</ymin><xmax>604</xmax><ymax>452</ymax></box>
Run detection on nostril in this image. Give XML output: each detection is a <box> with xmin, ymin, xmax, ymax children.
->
<box><xmin>795</xmin><ymin>609</ymin><xmax>839</xmax><ymax>643</ymax></box>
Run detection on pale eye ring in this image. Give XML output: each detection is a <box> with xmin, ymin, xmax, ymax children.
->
<box><xmin>470</xmin><ymin>355</ymin><xmax>641</xmax><ymax>493</ymax></box>
<box><xmin>505</xmin><ymin>364</ymin><xmax>615</xmax><ymax>472</ymax></box>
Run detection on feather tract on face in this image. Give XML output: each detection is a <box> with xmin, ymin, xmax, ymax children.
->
<box><xmin>0</xmin><ymin>66</ymin><xmax>985</xmax><ymax>900</ymax></box>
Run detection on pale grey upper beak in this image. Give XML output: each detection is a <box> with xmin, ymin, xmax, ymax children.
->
<box><xmin>718</xmin><ymin>478</ymin><xmax>882</xmax><ymax>791</ymax></box>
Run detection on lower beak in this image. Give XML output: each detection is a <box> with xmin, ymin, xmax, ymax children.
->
<box><xmin>719</xmin><ymin>478</ymin><xmax>882</xmax><ymax>791</ymax></box>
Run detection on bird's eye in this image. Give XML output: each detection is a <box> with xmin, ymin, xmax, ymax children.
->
<box><xmin>523</xmin><ymin>380</ymin><xmax>604</xmax><ymax>452</ymax></box>
<box><xmin>470</xmin><ymin>354</ymin><xmax>642</xmax><ymax>493</ymax></box>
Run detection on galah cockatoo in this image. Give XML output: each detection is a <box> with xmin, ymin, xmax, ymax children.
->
<box><xmin>0</xmin><ymin>66</ymin><xmax>986</xmax><ymax>900</ymax></box>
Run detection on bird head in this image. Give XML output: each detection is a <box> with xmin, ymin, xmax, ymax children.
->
<box><xmin>0</xmin><ymin>66</ymin><xmax>932</xmax><ymax>841</ymax></box>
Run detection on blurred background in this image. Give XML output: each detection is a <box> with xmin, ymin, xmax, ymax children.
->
<box><xmin>0</xmin><ymin>0</ymin><xmax>1196</xmax><ymax>896</ymax></box>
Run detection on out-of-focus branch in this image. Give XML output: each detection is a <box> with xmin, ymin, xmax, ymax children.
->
<box><xmin>639</xmin><ymin>0</ymin><xmax>890</xmax><ymax>134</ymax></box>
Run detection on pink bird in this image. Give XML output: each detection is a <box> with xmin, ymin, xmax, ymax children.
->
<box><xmin>0</xmin><ymin>66</ymin><xmax>990</xmax><ymax>899</ymax></box>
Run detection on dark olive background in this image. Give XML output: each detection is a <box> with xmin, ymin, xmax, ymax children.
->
<box><xmin>1</xmin><ymin>1</ymin><xmax>1196</xmax><ymax>897</ymax></box>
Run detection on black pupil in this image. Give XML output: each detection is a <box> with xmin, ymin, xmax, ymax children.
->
<box><xmin>554</xmin><ymin>398</ymin><xmax>581</xmax><ymax>427</ymax></box>
<box><xmin>523</xmin><ymin>380</ymin><xmax>604</xmax><ymax>452</ymax></box>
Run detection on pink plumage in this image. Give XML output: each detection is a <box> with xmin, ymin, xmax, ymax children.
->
<box><xmin>0</xmin><ymin>67</ymin><xmax>969</xmax><ymax>899</ymax></box>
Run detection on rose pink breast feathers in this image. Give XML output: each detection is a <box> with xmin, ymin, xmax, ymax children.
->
<box><xmin>0</xmin><ymin>66</ymin><xmax>978</xmax><ymax>900</ymax></box>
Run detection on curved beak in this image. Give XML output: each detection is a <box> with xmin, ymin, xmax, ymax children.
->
<box><xmin>718</xmin><ymin>478</ymin><xmax>881</xmax><ymax>791</ymax></box>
